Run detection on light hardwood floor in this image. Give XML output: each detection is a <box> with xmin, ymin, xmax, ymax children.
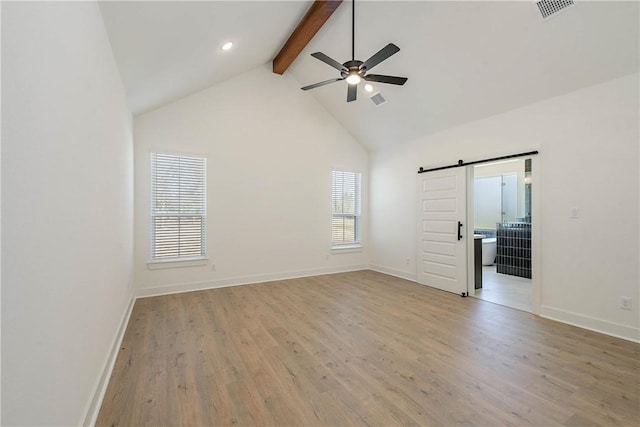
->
<box><xmin>97</xmin><ymin>270</ymin><xmax>639</xmax><ymax>426</ymax></box>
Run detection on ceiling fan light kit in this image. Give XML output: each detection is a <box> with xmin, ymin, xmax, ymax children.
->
<box><xmin>301</xmin><ymin>0</ymin><xmax>407</xmax><ymax>103</ymax></box>
<box><xmin>345</xmin><ymin>72</ymin><xmax>361</xmax><ymax>85</ymax></box>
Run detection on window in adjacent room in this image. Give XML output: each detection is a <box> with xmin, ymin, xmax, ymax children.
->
<box><xmin>331</xmin><ymin>170</ymin><xmax>361</xmax><ymax>249</ymax></box>
<box><xmin>150</xmin><ymin>152</ymin><xmax>207</xmax><ymax>261</ymax></box>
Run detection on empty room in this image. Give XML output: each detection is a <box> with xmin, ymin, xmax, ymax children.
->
<box><xmin>2</xmin><ymin>0</ymin><xmax>639</xmax><ymax>426</ymax></box>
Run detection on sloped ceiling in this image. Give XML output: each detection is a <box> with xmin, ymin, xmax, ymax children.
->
<box><xmin>99</xmin><ymin>1</ymin><xmax>313</xmax><ymax>115</ymax></box>
<box><xmin>100</xmin><ymin>1</ymin><xmax>639</xmax><ymax>151</ymax></box>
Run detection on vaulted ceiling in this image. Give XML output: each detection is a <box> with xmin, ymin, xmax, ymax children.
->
<box><xmin>100</xmin><ymin>1</ymin><xmax>639</xmax><ymax>151</ymax></box>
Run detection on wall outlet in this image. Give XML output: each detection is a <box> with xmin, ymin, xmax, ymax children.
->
<box><xmin>620</xmin><ymin>296</ymin><xmax>631</xmax><ymax>310</ymax></box>
<box><xmin>405</xmin><ymin>258</ymin><xmax>411</xmax><ymax>265</ymax></box>
<box><xmin>570</xmin><ymin>207</ymin><xmax>579</xmax><ymax>219</ymax></box>
<box><xmin>210</xmin><ymin>264</ymin><xmax>216</xmax><ymax>271</ymax></box>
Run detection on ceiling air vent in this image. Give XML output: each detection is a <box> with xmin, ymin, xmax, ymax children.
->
<box><xmin>535</xmin><ymin>0</ymin><xmax>575</xmax><ymax>19</ymax></box>
<box><xmin>370</xmin><ymin>92</ymin><xmax>386</xmax><ymax>106</ymax></box>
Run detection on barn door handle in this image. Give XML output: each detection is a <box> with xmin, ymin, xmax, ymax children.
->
<box><xmin>457</xmin><ymin>221</ymin><xmax>463</xmax><ymax>241</ymax></box>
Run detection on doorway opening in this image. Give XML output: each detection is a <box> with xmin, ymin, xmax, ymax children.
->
<box><xmin>471</xmin><ymin>158</ymin><xmax>532</xmax><ymax>312</ymax></box>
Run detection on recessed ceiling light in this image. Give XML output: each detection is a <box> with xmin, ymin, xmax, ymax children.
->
<box><xmin>364</xmin><ymin>84</ymin><xmax>373</xmax><ymax>92</ymax></box>
<box><xmin>221</xmin><ymin>41</ymin><xmax>233</xmax><ymax>51</ymax></box>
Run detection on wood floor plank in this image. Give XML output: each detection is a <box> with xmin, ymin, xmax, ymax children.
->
<box><xmin>96</xmin><ymin>270</ymin><xmax>640</xmax><ymax>426</ymax></box>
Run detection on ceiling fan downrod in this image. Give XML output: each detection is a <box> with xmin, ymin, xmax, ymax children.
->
<box><xmin>351</xmin><ymin>0</ymin><xmax>355</xmax><ymax>62</ymax></box>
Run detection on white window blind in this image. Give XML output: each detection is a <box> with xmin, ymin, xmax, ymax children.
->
<box><xmin>332</xmin><ymin>170</ymin><xmax>361</xmax><ymax>247</ymax></box>
<box><xmin>151</xmin><ymin>153</ymin><xmax>207</xmax><ymax>261</ymax></box>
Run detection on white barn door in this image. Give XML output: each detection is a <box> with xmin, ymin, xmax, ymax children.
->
<box><xmin>417</xmin><ymin>168</ymin><xmax>468</xmax><ymax>295</ymax></box>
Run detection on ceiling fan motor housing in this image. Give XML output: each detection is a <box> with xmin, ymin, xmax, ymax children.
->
<box><xmin>341</xmin><ymin>60</ymin><xmax>365</xmax><ymax>79</ymax></box>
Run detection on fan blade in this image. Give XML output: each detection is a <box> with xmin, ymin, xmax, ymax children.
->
<box><xmin>361</xmin><ymin>43</ymin><xmax>400</xmax><ymax>72</ymax></box>
<box><xmin>347</xmin><ymin>83</ymin><xmax>357</xmax><ymax>102</ymax></box>
<box><xmin>311</xmin><ymin>52</ymin><xmax>347</xmax><ymax>72</ymax></box>
<box><xmin>301</xmin><ymin>78</ymin><xmax>344</xmax><ymax>91</ymax></box>
<box><xmin>364</xmin><ymin>74</ymin><xmax>408</xmax><ymax>86</ymax></box>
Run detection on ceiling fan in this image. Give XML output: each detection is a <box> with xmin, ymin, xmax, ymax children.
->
<box><xmin>301</xmin><ymin>0</ymin><xmax>407</xmax><ymax>102</ymax></box>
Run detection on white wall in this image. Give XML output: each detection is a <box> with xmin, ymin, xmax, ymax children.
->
<box><xmin>370</xmin><ymin>73</ymin><xmax>639</xmax><ymax>342</ymax></box>
<box><xmin>134</xmin><ymin>65</ymin><xmax>368</xmax><ymax>296</ymax></box>
<box><xmin>1</xmin><ymin>2</ymin><xmax>134</xmax><ymax>425</ymax></box>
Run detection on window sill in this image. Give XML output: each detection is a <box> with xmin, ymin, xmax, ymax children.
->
<box><xmin>331</xmin><ymin>245</ymin><xmax>363</xmax><ymax>254</ymax></box>
<box><xmin>147</xmin><ymin>257</ymin><xmax>208</xmax><ymax>270</ymax></box>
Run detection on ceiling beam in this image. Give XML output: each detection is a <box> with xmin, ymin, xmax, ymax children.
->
<box><xmin>272</xmin><ymin>0</ymin><xmax>343</xmax><ymax>75</ymax></box>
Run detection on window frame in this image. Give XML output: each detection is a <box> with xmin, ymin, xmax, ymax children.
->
<box><xmin>331</xmin><ymin>170</ymin><xmax>362</xmax><ymax>251</ymax></box>
<box><xmin>149</xmin><ymin>151</ymin><xmax>207</xmax><ymax>265</ymax></box>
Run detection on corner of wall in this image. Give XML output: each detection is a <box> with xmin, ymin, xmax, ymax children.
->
<box><xmin>369</xmin><ymin>265</ymin><xmax>417</xmax><ymax>282</ymax></box>
<box><xmin>81</xmin><ymin>294</ymin><xmax>136</xmax><ymax>426</ymax></box>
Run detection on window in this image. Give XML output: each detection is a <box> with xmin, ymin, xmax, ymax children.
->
<box><xmin>151</xmin><ymin>153</ymin><xmax>206</xmax><ymax>261</ymax></box>
<box><xmin>331</xmin><ymin>170</ymin><xmax>361</xmax><ymax>248</ymax></box>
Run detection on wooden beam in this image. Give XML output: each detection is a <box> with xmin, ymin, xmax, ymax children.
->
<box><xmin>272</xmin><ymin>0</ymin><xmax>343</xmax><ymax>75</ymax></box>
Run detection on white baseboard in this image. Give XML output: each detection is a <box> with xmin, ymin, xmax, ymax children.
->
<box><xmin>136</xmin><ymin>264</ymin><xmax>370</xmax><ymax>298</ymax></box>
<box><xmin>539</xmin><ymin>305</ymin><xmax>640</xmax><ymax>343</ymax></box>
<box><xmin>81</xmin><ymin>294</ymin><xmax>136</xmax><ymax>426</ymax></box>
<box><xmin>369</xmin><ymin>264</ymin><xmax>417</xmax><ymax>282</ymax></box>
<box><xmin>369</xmin><ymin>266</ymin><xmax>640</xmax><ymax>343</ymax></box>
